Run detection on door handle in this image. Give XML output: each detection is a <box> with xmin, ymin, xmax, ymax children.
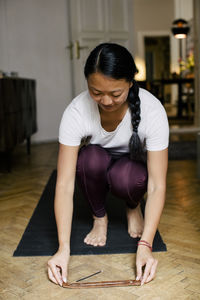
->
<box><xmin>75</xmin><ymin>40</ymin><xmax>89</xmax><ymax>59</ymax></box>
<box><xmin>65</xmin><ymin>42</ymin><xmax>74</xmax><ymax>60</ymax></box>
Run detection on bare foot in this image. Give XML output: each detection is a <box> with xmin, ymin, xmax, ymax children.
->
<box><xmin>126</xmin><ymin>204</ymin><xmax>144</xmax><ymax>238</ymax></box>
<box><xmin>84</xmin><ymin>214</ymin><xmax>108</xmax><ymax>247</ymax></box>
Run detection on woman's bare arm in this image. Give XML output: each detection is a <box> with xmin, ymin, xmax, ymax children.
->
<box><xmin>47</xmin><ymin>143</ymin><xmax>79</xmax><ymax>286</ymax></box>
<box><xmin>54</xmin><ymin>143</ymin><xmax>80</xmax><ymax>248</ymax></box>
<box><xmin>136</xmin><ymin>147</ymin><xmax>168</xmax><ymax>285</ymax></box>
<box><xmin>140</xmin><ymin>147</ymin><xmax>168</xmax><ymax>245</ymax></box>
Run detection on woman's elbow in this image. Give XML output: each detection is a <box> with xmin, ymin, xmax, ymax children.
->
<box><xmin>147</xmin><ymin>182</ymin><xmax>166</xmax><ymax>194</ymax></box>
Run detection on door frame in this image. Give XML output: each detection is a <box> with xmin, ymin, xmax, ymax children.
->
<box><xmin>137</xmin><ymin>30</ymin><xmax>172</xmax><ymax>79</ymax></box>
<box><xmin>137</xmin><ymin>30</ymin><xmax>178</xmax><ymax>106</ymax></box>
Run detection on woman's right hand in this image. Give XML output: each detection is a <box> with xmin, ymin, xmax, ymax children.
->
<box><xmin>47</xmin><ymin>245</ymin><xmax>70</xmax><ymax>286</ymax></box>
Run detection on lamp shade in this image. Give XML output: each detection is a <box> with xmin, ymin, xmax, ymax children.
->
<box><xmin>171</xmin><ymin>19</ymin><xmax>190</xmax><ymax>39</ymax></box>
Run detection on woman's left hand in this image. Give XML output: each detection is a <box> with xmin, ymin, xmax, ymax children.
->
<box><xmin>136</xmin><ymin>246</ymin><xmax>158</xmax><ymax>285</ymax></box>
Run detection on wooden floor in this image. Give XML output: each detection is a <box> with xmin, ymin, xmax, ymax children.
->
<box><xmin>0</xmin><ymin>140</ymin><xmax>200</xmax><ymax>300</ymax></box>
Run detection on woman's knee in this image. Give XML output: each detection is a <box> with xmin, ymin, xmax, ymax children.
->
<box><xmin>107</xmin><ymin>156</ymin><xmax>148</xmax><ymax>198</ymax></box>
<box><xmin>76</xmin><ymin>144</ymin><xmax>111</xmax><ymax>177</ymax></box>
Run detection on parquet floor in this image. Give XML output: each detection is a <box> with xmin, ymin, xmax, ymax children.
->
<box><xmin>0</xmin><ymin>139</ymin><xmax>200</xmax><ymax>300</ymax></box>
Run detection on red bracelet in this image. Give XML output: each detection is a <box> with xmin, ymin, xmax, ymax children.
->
<box><xmin>138</xmin><ymin>239</ymin><xmax>152</xmax><ymax>246</ymax></box>
<box><xmin>137</xmin><ymin>240</ymin><xmax>152</xmax><ymax>251</ymax></box>
<box><xmin>137</xmin><ymin>242</ymin><xmax>152</xmax><ymax>251</ymax></box>
<box><xmin>139</xmin><ymin>240</ymin><xmax>152</xmax><ymax>246</ymax></box>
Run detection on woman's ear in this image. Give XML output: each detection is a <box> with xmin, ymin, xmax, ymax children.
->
<box><xmin>129</xmin><ymin>81</ymin><xmax>133</xmax><ymax>88</ymax></box>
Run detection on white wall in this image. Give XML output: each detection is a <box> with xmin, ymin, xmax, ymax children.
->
<box><xmin>133</xmin><ymin>0</ymin><xmax>174</xmax><ymax>54</ymax></box>
<box><xmin>0</xmin><ymin>0</ymin><xmax>72</xmax><ymax>142</ymax></box>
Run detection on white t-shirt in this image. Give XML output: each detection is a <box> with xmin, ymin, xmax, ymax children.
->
<box><xmin>59</xmin><ymin>88</ymin><xmax>169</xmax><ymax>157</ymax></box>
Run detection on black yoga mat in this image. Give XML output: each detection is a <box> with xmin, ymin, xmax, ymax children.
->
<box><xmin>13</xmin><ymin>170</ymin><xmax>167</xmax><ymax>256</ymax></box>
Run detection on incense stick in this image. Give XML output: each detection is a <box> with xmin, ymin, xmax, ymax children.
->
<box><xmin>76</xmin><ymin>270</ymin><xmax>102</xmax><ymax>282</ymax></box>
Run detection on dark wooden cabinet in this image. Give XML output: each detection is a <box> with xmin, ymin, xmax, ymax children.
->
<box><xmin>0</xmin><ymin>77</ymin><xmax>37</xmax><ymax>168</ymax></box>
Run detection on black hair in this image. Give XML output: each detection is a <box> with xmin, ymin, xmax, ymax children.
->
<box><xmin>84</xmin><ymin>43</ymin><xmax>146</xmax><ymax>163</ymax></box>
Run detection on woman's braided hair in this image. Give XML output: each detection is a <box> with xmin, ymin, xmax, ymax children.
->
<box><xmin>84</xmin><ymin>43</ymin><xmax>147</xmax><ymax>162</ymax></box>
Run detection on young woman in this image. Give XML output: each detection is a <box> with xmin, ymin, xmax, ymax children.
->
<box><xmin>47</xmin><ymin>43</ymin><xmax>169</xmax><ymax>287</ymax></box>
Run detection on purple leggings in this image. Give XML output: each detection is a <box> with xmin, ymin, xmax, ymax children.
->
<box><xmin>76</xmin><ymin>144</ymin><xmax>148</xmax><ymax>217</ymax></box>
